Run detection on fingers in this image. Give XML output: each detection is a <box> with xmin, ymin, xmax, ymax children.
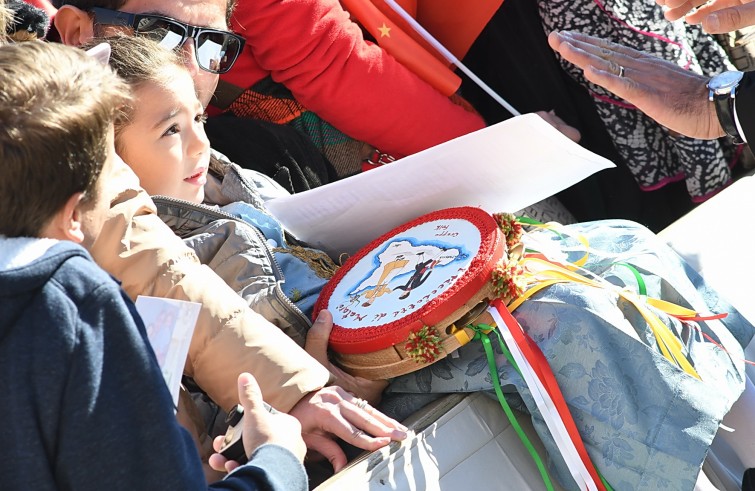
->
<box><xmin>693</xmin><ymin>2</ymin><xmax>755</xmax><ymax>33</ymax></box>
<box><xmin>549</xmin><ymin>30</ymin><xmax>692</xmax><ymax>90</ymax></box>
<box><xmin>237</xmin><ymin>372</ymin><xmax>264</xmax><ymax>415</ymax></box>
<box><xmin>548</xmin><ymin>32</ymin><xmax>635</xmax><ymax>98</ymax></box>
<box><xmin>288</xmin><ymin>386</ymin><xmax>414</xmax><ymax>473</ymax></box>
<box><xmin>344</xmin><ymin>405</ymin><xmax>406</xmax><ymax>443</ymax></box>
<box><xmin>655</xmin><ymin>0</ymin><xmax>715</xmax><ymax>17</ymax></box>
<box><xmin>207</xmin><ymin>453</ymin><xmax>226</xmax><ymax>472</ymax></box>
<box><xmin>658</xmin><ymin>0</ymin><xmax>708</xmax><ymax>14</ymax></box>
<box><xmin>208</xmin><ymin>452</ymin><xmax>240</xmax><ymax>473</ymax></box>
<box><xmin>659</xmin><ymin>0</ymin><xmax>751</xmax><ymax>31</ymax></box>
<box><xmin>662</xmin><ymin>0</ymin><xmax>705</xmax><ymax>21</ymax></box>
<box><xmin>535</xmin><ymin>110</ymin><xmax>582</xmax><ymax>143</ymax></box>
<box><xmin>305</xmin><ymin>310</ymin><xmax>389</xmax><ymax>405</ymax></box>
<box><xmin>303</xmin><ymin>433</ymin><xmax>348</xmax><ymax>472</ymax></box>
<box><xmin>212</xmin><ymin>434</ymin><xmax>224</xmax><ymax>453</ymax></box>
<box><xmin>208</xmin><ymin>438</ymin><xmax>242</xmax><ymax>473</ymax></box>
<box><xmin>549</xmin><ymin>30</ymin><xmax>630</xmax><ymax>62</ymax></box>
<box><xmin>550</xmin><ymin>31</ymin><xmax>653</xmax><ymax>70</ymax></box>
<box><xmin>305</xmin><ymin>310</ymin><xmax>333</xmax><ymax>367</ymax></box>
<box><xmin>312</xmin><ymin>391</ymin><xmax>406</xmax><ymax>452</ymax></box>
<box><xmin>346</xmin><ymin>396</ymin><xmax>408</xmax><ymax>438</ymax></box>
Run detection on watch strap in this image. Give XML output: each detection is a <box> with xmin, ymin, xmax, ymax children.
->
<box><xmin>714</xmin><ymin>91</ymin><xmax>745</xmax><ymax>144</ymax></box>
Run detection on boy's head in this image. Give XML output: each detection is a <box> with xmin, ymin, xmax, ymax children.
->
<box><xmin>53</xmin><ymin>0</ymin><xmax>240</xmax><ymax>106</ymax></box>
<box><xmin>0</xmin><ymin>41</ymin><xmax>129</xmax><ymax>244</ymax></box>
<box><xmin>90</xmin><ymin>35</ymin><xmax>211</xmax><ymax>204</ymax></box>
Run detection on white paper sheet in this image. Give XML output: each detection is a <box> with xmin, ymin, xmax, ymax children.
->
<box><xmin>266</xmin><ymin>114</ymin><xmax>614</xmax><ymax>257</ymax></box>
<box><xmin>135</xmin><ymin>296</ymin><xmax>201</xmax><ymax>407</ymax></box>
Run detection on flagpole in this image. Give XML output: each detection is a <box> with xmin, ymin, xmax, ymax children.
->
<box><xmin>383</xmin><ymin>0</ymin><xmax>521</xmax><ymax>117</ymax></box>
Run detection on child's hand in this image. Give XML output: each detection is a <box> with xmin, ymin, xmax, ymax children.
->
<box><xmin>306</xmin><ymin>310</ymin><xmax>389</xmax><ymax>405</ymax></box>
<box><xmin>208</xmin><ymin>373</ymin><xmax>306</xmax><ymax>473</ymax></box>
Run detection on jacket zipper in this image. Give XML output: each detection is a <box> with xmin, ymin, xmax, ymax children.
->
<box><xmin>151</xmin><ymin>195</ymin><xmax>312</xmax><ymax>330</ymax></box>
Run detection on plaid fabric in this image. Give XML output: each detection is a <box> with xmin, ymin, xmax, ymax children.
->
<box><xmin>228</xmin><ymin>76</ymin><xmax>368</xmax><ymax>178</ymax></box>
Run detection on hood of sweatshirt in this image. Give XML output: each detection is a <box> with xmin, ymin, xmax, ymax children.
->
<box><xmin>0</xmin><ymin>236</ymin><xmax>59</xmax><ymax>272</ymax></box>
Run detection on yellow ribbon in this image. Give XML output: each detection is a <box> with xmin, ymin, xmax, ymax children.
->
<box><xmin>522</xmin><ymin>222</ymin><xmax>590</xmax><ymax>268</ymax></box>
<box><xmin>508</xmin><ymin>256</ymin><xmax>701</xmax><ymax>380</ymax></box>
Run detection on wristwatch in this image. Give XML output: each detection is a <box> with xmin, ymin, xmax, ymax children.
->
<box><xmin>707</xmin><ymin>70</ymin><xmax>745</xmax><ymax>144</ymax></box>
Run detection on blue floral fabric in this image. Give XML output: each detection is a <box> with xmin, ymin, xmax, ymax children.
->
<box><xmin>387</xmin><ymin>220</ymin><xmax>753</xmax><ymax>491</ymax></box>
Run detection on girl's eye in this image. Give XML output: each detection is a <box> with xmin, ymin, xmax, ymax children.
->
<box><xmin>196</xmin><ymin>112</ymin><xmax>208</xmax><ymax>124</ymax></box>
<box><xmin>162</xmin><ymin>124</ymin><xmax>180</xmax><ymax>137</ymax></box>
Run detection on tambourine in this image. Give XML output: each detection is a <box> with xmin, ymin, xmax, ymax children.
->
<box><xmin>314</xmin><ymin>206</ymin><xmax>524</xmax><ymax>380</ymax></box>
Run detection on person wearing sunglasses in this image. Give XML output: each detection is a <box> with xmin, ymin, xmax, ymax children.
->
<box><xmin>49</xmin><ymin>0</ymin><xmax>407</xmax><ymax>476</ymax></box>
<box><xmin>86</xmin><ymin>7</ymin><xmax>245</xmax><ymax>75</ymax></box>
<box><xmin>55</xmin><ymin>1</ymin><xmax>236</xmax><ymax>107</ymax></box>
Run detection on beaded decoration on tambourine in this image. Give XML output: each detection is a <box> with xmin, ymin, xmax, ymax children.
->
<box><xmin>314</xmin><ymin>207</ymin><xmax>524</xmax><ymax>379</ymax></box>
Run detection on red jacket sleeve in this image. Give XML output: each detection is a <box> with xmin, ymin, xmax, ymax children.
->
<box><xmin>225</xmin><ymin>0</ymin><xmax>485</xmax><ymax>158</ymax></box>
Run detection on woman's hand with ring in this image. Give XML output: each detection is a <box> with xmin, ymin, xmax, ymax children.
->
<box><xmin>548</xmin><ymin>30</ymin><xmax>723</xmax><ymax>140</ymax></box>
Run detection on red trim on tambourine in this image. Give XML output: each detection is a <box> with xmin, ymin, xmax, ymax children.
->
<box><xmin>315</xmin><ymin>207</ymin><xmax>505</xmax><ymax>354</ymax></box>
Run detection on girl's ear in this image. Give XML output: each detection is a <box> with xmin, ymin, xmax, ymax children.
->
<box><xmin>54</xmin><ymin>5</ymin><xmax>96</xmax><ymax>47</ymax></box>
<box><xmin>39</xmin><ymin>193</ymin><xmax>86</xmax><ymax>243</ymax></box>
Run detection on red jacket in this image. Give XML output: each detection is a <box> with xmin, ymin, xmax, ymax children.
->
<box><xmin>24</xmin><ymin>0</ymin><xmax>55</xmax><ymax>17</ymax></box>
<box><xmin>224</xmin><ymin>0</ymin><xmax>485</xmax><ymax>158</ymax></box>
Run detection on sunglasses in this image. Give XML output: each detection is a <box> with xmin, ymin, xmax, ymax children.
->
<box><xmin>90</xmin><ymin>7</ymin><xmax>245</xmax><ymax>74</ymax></box>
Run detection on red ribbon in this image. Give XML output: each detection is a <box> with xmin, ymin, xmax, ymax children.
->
<box><xmin>492</xmin><ymin>298</ymin><xmax>606</xmax><ymax>491</ymax></box>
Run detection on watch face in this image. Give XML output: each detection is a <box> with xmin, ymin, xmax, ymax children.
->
<box><xmin>709</xmin><ymin>71</ymin><xmax>744</xmax><ymax>92</ymax></box>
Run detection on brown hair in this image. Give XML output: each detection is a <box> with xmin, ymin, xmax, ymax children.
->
<box><xmin>0</xmin><ymin>41</ymin><xmax>130</xmax><ymax>237</ymax></box>
<box><xmin>54</xmin><ymin>0</ymin><xmax>238</xmax><ymax>26</ymax></box>
<box><xmin>81</xmin><ymin>35</ymin><xmax>186</xmax><ymax>152</ymax></box>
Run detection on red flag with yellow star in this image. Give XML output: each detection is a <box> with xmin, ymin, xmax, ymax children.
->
<box><xmin>341</xmin><ymin>0</ymin><xmax>503</xmax><ymax>96</ymax></box>
<box><xmin>340</xmin><ymin>0</ymin><xmax>461</xmax><ymax>96</ymax></box>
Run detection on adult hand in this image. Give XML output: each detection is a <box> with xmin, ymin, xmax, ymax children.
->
<box><xmin>208</xmin><ymin>373</ymin><xmax>307</xmax><ymax>473</ymax></box>
<box><xmin>548</xmin><ymin>30</ymin><xmax>723</xmax><ymax>140</ymax></box>
<box><xmin>657</xmin><ymin>0</ymin><xmax>755</xmax><ymax>33</ymax></box>
<box><xmin>289</xmin><ymin>385</ymin><xmax>408</xmax><ymax>472</ymax></box>
<box><xmin>306</xmin><ymin>310</ymin><xmax>388</xmax><ymax>406</ymax></box>
<box><xmin>535</xmin><ymin>110</ymin><xmax>582</xmax><ymax>142</ymax></box>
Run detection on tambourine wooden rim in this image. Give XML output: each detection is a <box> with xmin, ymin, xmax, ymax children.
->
<box><xmin>315</xmin><ymin>207</ymin><xmax>505</xmax><ymax>356</ymax></box>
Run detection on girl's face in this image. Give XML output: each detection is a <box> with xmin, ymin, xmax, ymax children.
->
<box><xmin>117</xmin><ymin>69</ymin><xmax>210</xmax><ymax>204</ymax></box>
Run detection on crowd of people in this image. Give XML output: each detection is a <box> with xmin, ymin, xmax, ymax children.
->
<box><xmin>2</xmin><ymin>0</ymin><xmax>755</xmax><ymax>489</ymax></box>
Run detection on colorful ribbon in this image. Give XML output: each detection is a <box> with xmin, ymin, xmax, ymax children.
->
<box><xmin>512</xmin><ymin>255</ymin><xmax>704</xmax><ymax>380</ymax></box>
<box><xmin>467</xmin><ymin>323</ymin><xmax>555</xmax><ymax>491</ymax></box>
<box><xmin>489</xmin><ymin>300</ymin><xmax>608</xmax><ymax>491</ymax></box>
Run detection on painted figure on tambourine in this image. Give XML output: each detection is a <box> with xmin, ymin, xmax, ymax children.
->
<box><xmin>334</xmin><ymin>225</ymin><xmax>472</xmax><ymax>323</ymax></box>
<box><xmin>395</xmin><ymin>253</ymin><xmax>442</xmax><ymax>300</ymax></box>
<box><xmin>349</xmin><ymin>239</ymin><xmax>464</xmax><ymax>310</ymax></box>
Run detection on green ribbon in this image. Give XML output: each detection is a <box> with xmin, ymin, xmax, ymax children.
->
<box><xmin>517</xmin><ymin>216</ymin><xmax>646</xmax><ymax>299</ymax></box>
<box><xmin>467</xmin><ymin>323</ymin><xmax>554</xmax><ymax>491</ymax></box>
<box><xmin>468</xmin><ymin>322</ymin><xmax>615</xmax><ymax>491</ymax></box>
<box><xmin>615</xmin><ymin>262</ymin><xmax>647</xmax><ymax>297</ymax></box>
<box><xmin>515</xmin><ymin>216</ymin><xmax>544</xmax><ymax>226</ymax></box>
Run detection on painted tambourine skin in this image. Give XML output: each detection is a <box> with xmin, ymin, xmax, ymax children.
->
<box><xmin>315</xmin><ymin>207</ymin><xmax>505</xmax><ymax>379</ymax></box>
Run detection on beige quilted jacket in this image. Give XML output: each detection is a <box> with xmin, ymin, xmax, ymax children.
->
<box><xmin>89</xmin><ymin>156</ymin><xmax>331</xmax><ymax>412</ymax></box>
